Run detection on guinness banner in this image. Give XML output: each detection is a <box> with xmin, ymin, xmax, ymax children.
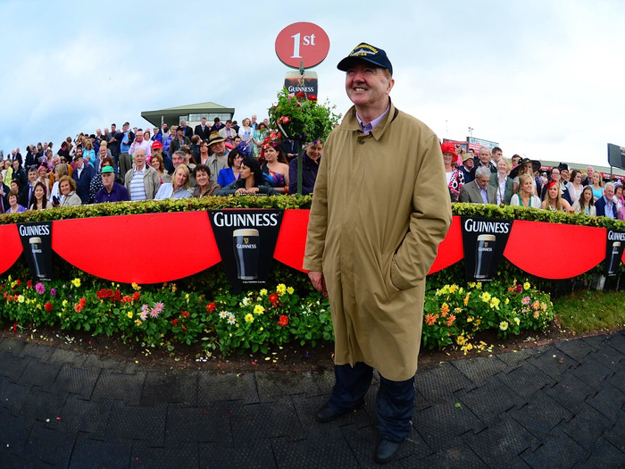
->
<box><xmin>208</xmin><ymin>209</ymin><xmax>284</xmax><ymax>291</ymax></box>
<box><xmin>17</xmin><ymin>222</ymin><xmax>53</xmax><ymax>281</ymax></box>
<box><xmin>605</xmin><ymin>230</ymin><xmax>625</xmax><ymax>276</ymax></box>
<box><xmin>461</xmin><ymin>217</ymin><xmax>513</xmax><ymax>282</ymax></box>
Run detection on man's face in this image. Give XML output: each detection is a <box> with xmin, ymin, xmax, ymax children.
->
<box><xmin>211</xmin><ymin>142</ymin><xmax>225</xmax><ymax>156</ymax></box>
<box><xmin>561</xmin><ymin>169</ymin><xmax>569</xmax><ymax>181</ymax></box>
<box><xmin>492</xmin><ymin>150</ymin><xmax>502</xmax><ymax>162</ymax></box>
<box><xmin>263</xmin><ymin>118</ymin><xmax>269</xmax><ymax>126</ymax></box>
<box><xmin>201</xmin><ymin>118</ymin><xmax>206</xmax><ymax>125</ymax></box>
<box><xmin>123</xmin><ymin>125</ymin><xmax>129</xmax><ymax>133</ymax></box>
<box><xmin>172</xmin><ymin>153</ymin><xmax>185</xmax><ymax>168</ymax></box>
<box><xmin>135</xmin><ymin>131</ymin><xmax>144</xmax><ymax>143</ymax></box>
<box><xmin>511</xmin><ymin>156</ymin><xmax>520</xmax><ymax>167</ymax></box>
<box><xmin>76</xmin><ymin>148</ymin><xmax>83</xmax><ymax>158</ymax></box>
<box><xmin>96</xmin><ymin>129</ymin><xmax>102</xmax><ymax>136</ymax></box>
<box><xmin>605</xmin><ymin>186</ymin><xmax>615</xmax><ymax>199</ymax></box>
<box><xmin>162</xmin><ymin>125</ymin><xmax>168</xmax><ymax>133</ymax></box>
<box><xmin>177</xmin><ymin>129</ymin><xmax>184</xmax><ymax>139</ymax></box>
<box><xmin>12</xmin><ymin>160</ymin><xmax>19</xmax><ymax>170</ymax></box>
<box><xmin>100</xmin><ymin>147</ymin><xmax>107</xmax><ymax>157</ymax></box>
<box><xmin>134</xmin><ymin>150</ymin><xmax>146</xmax><ymax>168</ymax></box>
<box><xmin>75</xmin><ymin>157</ymin><xmax>84</xmax><ymax>169</ymax></box>
<box><xmin>476</xmin><ymin>174</ymin><xmax>490</xmax><ymax>189</ymax></box>
<box><xmin>111</xmin><ymin>125</ymin><xmax>116</xmax><ymax>132</ymax></box>
<box><xmin>28</xmin><ymin>170</ymin><xmax>37</xmax><ymax>182</ymax></box>
<box><xmin>345</xmin><ymin>63</ymin><xmax>394</xmax><ymax>110</ymax></box>
<box><xmin>587</xmin><ymin>167</ymin><xmax>594</xmax><ymax>179</ymax></box>
<box><xmin>464</xmin><ymin>158</ymin><xmax>474</xmax><ymax>169</ymax></box>
<box><xmin>478</xmin><ymin>150</ymin><xmax>491</xmax><ymax>165</ymax></box>
<box><xmin>102</xmin><ymin>171</ymin><xmax>114</xmax><ymax>189</ymax></box>
<box><xmin>251</xmin><ymin>115</ymin><xmax>257</xmax><ymax>123</ymax></box>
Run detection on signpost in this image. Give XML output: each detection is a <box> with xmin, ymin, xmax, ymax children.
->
<box><xmin>275</xmin><ymin>22</ymin><xmax>330</xmax><ymax>195</ymax></box>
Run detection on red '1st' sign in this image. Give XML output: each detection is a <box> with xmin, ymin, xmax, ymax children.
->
<box><xmin>275</xmin><ymin>22</ymin><xmax>330</xmax><ymax>69</ymax></box>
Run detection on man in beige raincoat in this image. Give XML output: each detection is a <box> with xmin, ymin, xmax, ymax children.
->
<box><xmin>304</xmin><ymin>43</ymin><xmax>452</xmax><ymax>464</ymax></box>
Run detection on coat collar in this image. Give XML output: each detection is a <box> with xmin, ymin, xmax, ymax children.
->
<box><xmin>341</xmin><ymin>100</ymin><xmax>398</xmax><ymax>141</ymax></box>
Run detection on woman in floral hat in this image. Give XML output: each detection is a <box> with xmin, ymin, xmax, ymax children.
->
<box><xmin>440</xmin><ymin>141</ymin><xmax>464</xmax><ymax>202</ymax></box>
<box><xmin>541</xmin><ymin>180</ymin><xmax>574</xmax><ymax>212</ymax></box>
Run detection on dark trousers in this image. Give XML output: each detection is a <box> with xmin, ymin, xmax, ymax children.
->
<box><xmin>327</xmin><ymin>362</ymin><xmax>415</xmax><ymax>442</ymax></box>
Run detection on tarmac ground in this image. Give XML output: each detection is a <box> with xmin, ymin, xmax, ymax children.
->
<box><xmin>1</xmin><ymin>331</ymin><xmax>625</xmax><ymax>468</ymax></box>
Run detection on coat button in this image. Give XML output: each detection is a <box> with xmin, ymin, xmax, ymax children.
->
<box><xmin>359</xmin><ymin>140</ymin><xmax>365</xmax><ymax>145</ymax></box>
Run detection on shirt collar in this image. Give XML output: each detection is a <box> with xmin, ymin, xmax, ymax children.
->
<box><xmin>356</xmin><ymin>105</ymin><xmax>390</xmax><ymax>135</ymax></box>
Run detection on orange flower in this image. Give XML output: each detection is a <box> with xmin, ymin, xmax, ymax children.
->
<box><xmin>279</xmin><ymin>315</ymin><xmax>289</xmax><ymax>327</ymax></box>
<box><xmin>440</xmin><ymin>303</ymin><xmax>449</xmax><ymax>317</ymax></box>
<box><xmin>425</xmin><ymin>314</ymin><xmax>438</xmax><ymax>326</ymax></box>
<box><xmin>446</xmin><ymin>314</ymin><xmax>456</xmax><ymax>326</ymax></box>
<box><xmin>74</xmin><ymin>303</ymin><xmax>83</xmax><ymax>313</ymax></box>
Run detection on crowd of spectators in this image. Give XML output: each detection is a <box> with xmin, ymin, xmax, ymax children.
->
<box><xmin>2</xmin><ymin>122</ymin><xmax>622</xmax><ymax>221</ymax></box>
<box><xmin>0</xmin><ymin>116</ymin><xmax>324</xmax><ymax>213</ymax></box>
<box><xmin>443</xmin><ymin>143</ymin><xmax>625</xmax><ymax>220</ymax></box>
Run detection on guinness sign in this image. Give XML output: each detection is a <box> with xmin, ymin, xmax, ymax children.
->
<box><xmin>461</xmin><ymin>217</ymin><xmax>513</xmax><ymax>282</ymax></box>
<box><xmin>209</xmin><ymin>209</ymin><xmax>284</xmax><ymax>291</ymax></box>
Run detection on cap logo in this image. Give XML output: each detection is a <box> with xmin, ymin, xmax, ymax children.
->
<box><xmin>350</xmin><ymin>43</ymin><xmax>379</xmax><ymax>57</ymax></box>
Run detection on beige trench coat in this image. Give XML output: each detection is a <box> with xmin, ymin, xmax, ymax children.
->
<box><xmin>303</xmin><ymin>103</ymin><xmax>452</xmax><ymax>381</ymax></box>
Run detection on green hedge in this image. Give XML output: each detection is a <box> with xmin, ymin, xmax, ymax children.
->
<box><xmin>1</xmin><ymin>196</ymin><xmax>625</xmax><ymax>230</ymax></box>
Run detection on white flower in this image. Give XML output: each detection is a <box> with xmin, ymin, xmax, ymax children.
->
<box><xmin>219</xmin><ymin>311</ymin><xmax>228</xmax><ymax>319</ymax></box>
<box><xmin>227</xmin><ymin>316</ymin><xmax>236</xmax><ymax>325</ymax></box>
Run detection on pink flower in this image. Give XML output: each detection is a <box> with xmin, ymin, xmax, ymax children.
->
<box><xmin>50</xmin><ymin>288</ymin><xmax>56</xmax><ymax>296</ymax></box>
<box><xmin>35</xmin><ymin>283</ymin><xmax>45</xmax><ymax>295</ymax></box>
<box><xmin>522</xmin><ymin>296</ymin><xmax>531</xmax><ymax>305</ymax></box>
<box><xmin>149</xmin><ymin>308</ymin><xmax>160</xmax><ymax>318</ymax></box>
<box><xmin>153</xmin><ymin>302</ymin><xmax>164</xmax><ymax>313</ymax></box>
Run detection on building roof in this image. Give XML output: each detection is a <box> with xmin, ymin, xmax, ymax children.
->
<box><xmin>141</xmin><ymin>102</ymin><xmax>235</xmax><ymax>127</ymax></box>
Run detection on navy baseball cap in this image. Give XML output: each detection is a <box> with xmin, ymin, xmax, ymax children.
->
<box><xmin>337</xmin><ymin>43</ymin><xmax>393</xmax><ymax>76</ymax></box>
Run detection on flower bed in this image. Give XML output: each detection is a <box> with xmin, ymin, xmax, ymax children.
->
<box><xmin>1</xmin><ymin>266</ymin><xmax>557</xmax><ymax>355</ymax></box>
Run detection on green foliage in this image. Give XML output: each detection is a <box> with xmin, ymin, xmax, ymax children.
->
<box><xmin>268</xmin><ymin>88</ymin><xmax>342</xmax><ymax>142</ymax></box>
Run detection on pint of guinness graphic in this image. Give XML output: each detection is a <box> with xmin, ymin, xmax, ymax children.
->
<box><xmin>608</xmin><ymin>241</ymin><xmax>622</xmax><ymax>276</ymax></box>
<box><xmin>474</xmin><ymin>234</ymin><xmax>496</xmax><ymax>279</ymax></box>
<box><xmin>233</xmin><ymin>229</ymin><xmax>259</xmax><ymax>280</ymax></box>
<box><xmin>29</xmin><ymin>237</ymin><xmax>46</xmax><ymax>278</ymax></box>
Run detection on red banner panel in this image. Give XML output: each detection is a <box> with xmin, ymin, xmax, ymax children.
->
<box><xmin>504</xmin><ymin>220</ymin><xmax>606</xmax><ymax>279</ymax></box>
<box><xmin>428</xmin><ymin>216</ymin><xmax>464</xmax><ymax>275</ymax></box>
<box><xmin>52</xmin><ymin>212</ymin><xmax>221</xmax><ymax>283</ymax></box>
<box><xmin>0</xmin><ymin>224</ymin><xmax>23</xmax><ymax>274</ymax></box>
<box><xmin>274</xmin><ymin>209</ymin><xmax>310</xmax><ymax>272</ymax></box>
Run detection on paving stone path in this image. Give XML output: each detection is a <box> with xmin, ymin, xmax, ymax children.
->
<box><xmin>1</xmin><ymin>331</ymin><xmax>625</xmax><ymax>468</ymax></box>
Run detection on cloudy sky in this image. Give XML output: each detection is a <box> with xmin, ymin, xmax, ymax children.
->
<box><xmin>2</xmin><ymin>0</ymin><xmax>624</xmax><ymax>168</ymax></box>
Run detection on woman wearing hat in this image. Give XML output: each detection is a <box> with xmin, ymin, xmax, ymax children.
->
<box><xmin>613</xmin><ymin>182</ymin><xmax>625</xmax><ymax>219</ymax></box>
<box><xmin>441</xmin><ymin>141</ymin><xmax>464</xmax><ymax>202</ymax></box>
<box><xmin>510</xmin><ymin>174</ymin><xmax>541</xmax><ymax>208</ymax></box>
<box><xmin>541</xmin><ymin>180</ymin><xmax>574</xmax><ymax>212</ymax></box>
<box><xmin>511</xmin><ymin>158</ymin><xmax>539</xmax><ymax>197</ymax></box>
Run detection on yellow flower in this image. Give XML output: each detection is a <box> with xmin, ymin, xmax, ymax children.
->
<box><xmin>533</xmin><ymin>311</ymin><xmax>540</xmax><ymax>319</ymax></box>
<box><xmin>468</xmin><ymin>282</ymin><xmax>476</xmax><ymax>288</ymax></box>
<box><xmin>135</xmin><ymin>319</ymin><xmax>143</xmax><ymax>327</ymax></box>
<box><xmin>254</xmin><ymin>305</ymin><xmax>265</xmax><ymax>315</ymax></box>
<box><xmin>523</xmin><ymin>282</ymin><xmax>530</xmax><ymax>291</ymax></box>
<box><xmin>476</xmin><ymin>282</ymin><xmax>483</xmax><ymax>290</ymax></box>
<box><xmin>259</xmin><ymin>327</ymin><xmax>264</xmax><ymax>331</ymax></box>
<box><xmin>540</xmin><ymin>302</ymin><xmax>547</xmax><ymax>311</ymax></box>
<box><xmin>456</xmin><ymin>335</ymin><xmax>467</xmax><ymax>346</ymax></box>
<box><xmin>449</xmin><ymin>284</ymin><xmax>458</xmax><ymax>294</ymax></box>
<box><xmin>71</xmin><ymin>278</ymin><xmax>81</xmax><ymax>288</ymax></box>
<box><xmin>287</xmin><ymin>286</ymin><xmax>295</xmax><ymax>295</ymax></box>
<box><xmin>480</xmin><ymin>292</ymin><xmax>491</xmax><ymax>303</ymax></box>
<box><xmin>464</xmin><ymin>292</ymin><xmax>471</xmax><ymax>306</ymax></box>
<box><xmin>171</xmin><ymin>284</ymin><xmax>177</xmax><ymax>292</ymax></box>
<box><xmin>259</xmin><ymin>289</ymin><xmax>268</xmax><ymax>296</ymax></box>
<box><xmin>245</xmin><ymin>313</ymin><xmax>254</xmax><ymax>323</ymax></box>
<box><xmin>499</xmin><ymin>321</ymin><xmax>508</xmax><ymax>331</ymax></box>
<box><xmin>276</xmin><ymin>284</ymin><xmax>287</xmax><ymax>296</ymax></box>
<box><xmin>490</xmin><ymin>297</ymin><xmax>500</xmax><ymax>310</ymax></box>
<box><xmin>505</xmin><ymin>298</ymin><xmax>510</xmax><ymax>305</ymax></box>
<box><xmin>513</xmin><ymin>317</ymin><xmax>520</xmax><ymax>325</ymax></box>
<box><xmin>458</xmin><ymin>287</ymin><xmax>464</xmax><ymax>295</ymax></box>
<box><xmin>467</xmin><ymin>316</ymin><xmax>474</xmax><ymax>322</ymax></box>
<box><xmin>18</xmin><ymin>295</ymin><xmax>24</xmax><ymax>303</ymax></box>
<box><xmin>127</xmin><ymin>312</ymin><xmax>133</xmax><ymax>319</ymax></box>
<box><xmin>62</xmin><ymin>300</ymin><xmax>68</xmax><ymax>307</ymax></box>
<box><xmin>131</xmin><ymin>282</ymin><xmax>141</xmax><ymax>291</ymax></box>
<box><xmin>185</xmin><ymin>294</ymin><xmax>189</xmax><ymax>300</ymax></box>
